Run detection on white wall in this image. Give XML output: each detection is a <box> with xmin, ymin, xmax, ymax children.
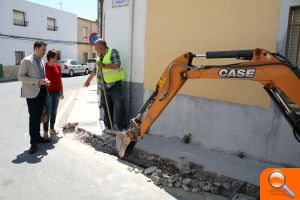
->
<box><xmin>131</xmin><ymin>0</ymin><xmax>146</xmax><ymax>83</ymax></box>
<box><xmin>103</xmin><ymin>0</ymin><xmax>145</xmax><ymax>83</ymax></box>
<box><xmin>0</xmin><ymin>0</ymin><xmax>77</xmax><ymax>65</ymax></box>
<box><xmin>103</xmin><ymin>0</ymin><xmax>132</xmax><ymax>81</ymax></box>
<box><xmin>0</xmin><ymin>38</ymin><xmax>77</xmax><ymax>65</ymax></box>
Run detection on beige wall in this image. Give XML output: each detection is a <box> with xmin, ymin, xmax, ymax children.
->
<box><xmin>77</xmin><ymin>17</ymin><xmax>97</xmax><ymax>63</ymax></box>
<box><xmin>144</xmin><ymin>0</ymin><xmax>281</xmax><ymax>107</ymax></box>
<box><xmin>2</xmin><ymin>65</ymin><xmax>19</xmax><ymax>78</ymax></box>
<box><xmin>77</xmin><ymin>44</ymin><xmax>97</xmax><ymax>64</ymax></box>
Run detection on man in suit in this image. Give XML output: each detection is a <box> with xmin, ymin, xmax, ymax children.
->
<box><xmin>18</xmin><ymin>41</ymin><xmax>51</xmax><ymax>154</ymax></box>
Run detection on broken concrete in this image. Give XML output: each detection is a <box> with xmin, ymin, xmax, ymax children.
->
<box><xmin>176</xmin><ymin>159</ymin><xmax>192</xmax><ymax>175</ymax></box>
<box><xmin>144</xmin><ymin>166</ymin><xmax>157</xmax><ymax>175</ymax></box>
<box><xmin>63</xmin><ymin>124</ymin><xmax>260</xmax><ymax>199</ymax></box>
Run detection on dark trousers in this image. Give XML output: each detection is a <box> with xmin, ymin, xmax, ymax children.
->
<box><xmin>101</xmin><ymin>81</ymin><xmax>126</xmax><ymax>130</ymax></box>
<box><xmin>26</xmin><ymin>86</ymin><xmax>47</xmax><ymax>144</ymax></box>
<box><xmin>43</xmin><ymin>90</ymin><xmax>60</xmax><ymax>132</ymax></box>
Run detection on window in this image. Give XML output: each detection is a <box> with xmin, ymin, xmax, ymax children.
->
<box><xmin>83</xmin><ymin>52</ymin><xmax>88</xmax><ymax>63</ymax></box>
<box><xmin>83</xmin><ymin>27</ymin><xmax>87</xmax><ymax>38</ymax></box>
<box><xmin>286</xmin><ymin>7</ymin><xmax>300</xmax><ymax>66</ymax></box>
<box><xmin>92</xmin><ymin>53</ymin><xmax>96</xmax><ymax>58</ymax></box>
<box><xmin>71</xmin><ymin>60</ymin><xmax>77</xmax><ymax>65</ymax></box>
<box><xmin>13</xmin><ymin>10</ymin><xmax>28</xmax><ymax>26</ymax></box>
<box><xmin>15</xmin><ymin>51</ymin><xmax>24</xmax><ymax>65</ymax></box>
<box><xmin>47</xmin><ymin>17</ymin><xmax>58</xmax><ymax>31</ymax></box>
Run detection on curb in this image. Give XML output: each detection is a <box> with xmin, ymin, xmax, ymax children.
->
<box><xmin>0</xmin><ymin>78</ymin><xmax>18</xmax><ymax>83</ymax></box>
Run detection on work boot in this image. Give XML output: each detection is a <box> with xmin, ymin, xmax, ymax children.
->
<box><xmin>29</xmin><ymin>144</ymin><xmax>37</xmax><ymax>154</ymax></box>
<box><xmin>43</xmin><ymin>131</ymin><xmax>49</xmax><ymax>139</ymax></box>
<box><xmin>49</xmin><ymin>129</ymin><xmax>57</xmax><ymax>135</ymax></box>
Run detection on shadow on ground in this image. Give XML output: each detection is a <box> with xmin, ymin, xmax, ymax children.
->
<box><xmin>11</xmin><ymin>134</ymin><xmax>62</xmax><ymax>164</ymax></box>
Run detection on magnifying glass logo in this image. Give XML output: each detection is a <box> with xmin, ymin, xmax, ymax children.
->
<box><xmin>268</xmin><ymin>170</ymin><xmax>295</xmax><ymax>198</ymax></box>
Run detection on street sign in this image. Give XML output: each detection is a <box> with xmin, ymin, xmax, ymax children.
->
<box><xmin>112</xmin><ymin>0</ymin><xmax>129</xmax><ymax>8</ymax></box>
<box><xmin>89</xmin><ymin>32</ymin><xmax>98</xmax><ymax>45</ymax></box>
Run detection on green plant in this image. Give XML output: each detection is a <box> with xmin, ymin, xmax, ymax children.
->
<box><xmin>182</xmin><ymin>133</ymin><xmax>192</xmax><ymax>144</ymax></box>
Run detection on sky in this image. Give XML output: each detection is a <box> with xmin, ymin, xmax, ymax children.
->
<box><xmin>26</xmin><ymin>0</ymin><xmax>97</xmax><ymax>21</ymax></box>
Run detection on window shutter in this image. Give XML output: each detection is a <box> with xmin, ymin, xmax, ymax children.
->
<box><xmin>287</xmin><ymin>7</ymin><xmax>300</xmax><ymax>66</ymax></box>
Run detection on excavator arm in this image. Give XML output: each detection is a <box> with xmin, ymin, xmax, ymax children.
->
<box><xmin>116</xmin><ymin>48</ymin><xmax>300</xmax><ymax>158</ymax></box>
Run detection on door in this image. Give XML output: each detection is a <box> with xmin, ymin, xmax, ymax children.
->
<box><xmin>70</xmin><ymin>60</ymin><xmax>78</xmax><ymax>73</ymax></box>
<box><xmin>76</xmin><ymin>60</ymin><xmax>84</xmax><ymax>73</ymax></box>
<box><xmin>83</xmin><ymin>52</ymin><xmax>88</xmax><ymax>64</ymax></box>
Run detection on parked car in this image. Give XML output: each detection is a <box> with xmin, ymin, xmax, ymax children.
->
<box><xmin>57</xmin><ymin>59</ymin><xmax>89</xmax><ymax>76</ymax></box>
<box><xmin>86</xmin><ymin>58</ymin><xmax>96</xmax><ymax>72</ymax></box>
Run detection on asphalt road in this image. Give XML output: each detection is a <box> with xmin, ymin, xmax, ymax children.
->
<box><xmin>0</xmin><ymin>75</ymin><xmax>175</xmax><ymax>200</ymax></box>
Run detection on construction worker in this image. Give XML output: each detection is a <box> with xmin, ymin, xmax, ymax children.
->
<box><xmin>84</xmin><ymin>39</ymin><xmax>127</xmax><ymax>131</ymax></box>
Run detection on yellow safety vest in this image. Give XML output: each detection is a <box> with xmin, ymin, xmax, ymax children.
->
<box><xmin>96</xmin><ymin>48</ymin><xmax>126</xmax><ymax>83</ymax></box>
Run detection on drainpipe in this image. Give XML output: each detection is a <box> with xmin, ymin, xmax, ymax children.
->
<box><xmin>126</xmin><ymin>0</ymin><xmax>135</xmax><ymax>121</ymax></box>
<box><xmin>90</xmin><ymin>21</ymin><xmax>92</xmax><ymax>57</ymax></box>
<box><xmin>98</xmin><ymin>0</ymin><xmax>104</xmax><ymax>38</ymax></box>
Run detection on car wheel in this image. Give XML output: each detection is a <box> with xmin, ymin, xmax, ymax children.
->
<box><xmin>84</xmin><ymin>68</ymin><xmax>89</xmax><ymax>75</ymax></box>
<box><xmin>69</xmin><ymin>70</ymin><xmax>74</xmax><ymax>77</ymax></box>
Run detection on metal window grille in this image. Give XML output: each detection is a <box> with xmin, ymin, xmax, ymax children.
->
<box><xmin>15</xmin><ymin>51</ymin><xmax>24</xmax><ymax>65</ymax></box>
<box><xmin>286</xmin><ymin>7</ymin><xmax>300</xmax><ymax>67</ymax></box>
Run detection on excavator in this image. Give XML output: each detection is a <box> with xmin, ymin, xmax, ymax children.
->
<box><xmin>116</xmin><ymin>48</ymin><xmax>300</xmax><ymax>158</ymax></box>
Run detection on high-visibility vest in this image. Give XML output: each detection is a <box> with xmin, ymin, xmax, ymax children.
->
<box><xmin>96</xmin><ymin>48</ymin><xmax>126</xmax><ymax>83</ymax></box>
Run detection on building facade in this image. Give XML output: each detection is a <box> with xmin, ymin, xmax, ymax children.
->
<box><xmin>0</xmin><ymin>0</ymin><xmax>77</xmax><ymax>78</ymax></box>
<box><xmin>99</xmin><ymin>0</ymin><xmax>300</xmax><ymax>166</ymax></box>
<box><xmin>77</xmin><ymin>17</ymin><xmax>97</xmax><ymax>64</ymax></box>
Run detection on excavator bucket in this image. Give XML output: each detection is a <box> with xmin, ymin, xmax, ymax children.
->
<box><xmin>116</xmin><ymin>131</ymin><xmax>136</xmax><ymax>158</ymax></box>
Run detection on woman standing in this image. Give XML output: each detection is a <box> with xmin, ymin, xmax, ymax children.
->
<box><xmin>43</xmin><ymin>50</ymin><xmax>64</xmax><ymax>139</ymax></box>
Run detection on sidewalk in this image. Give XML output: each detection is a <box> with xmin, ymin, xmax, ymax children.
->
<box><xmin>67</xmin><ymin>84</ymin><xmax>104</xmax><ymax>135</ymax></box>
<box><xmin>67</xmin><ymin>86</ymin><xmax>283</xmax><ymax>186</ymax></box>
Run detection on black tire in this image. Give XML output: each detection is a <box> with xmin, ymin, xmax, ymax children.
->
<box><xmin>84</xmin><ymin>68</ymin><xmax>89</xmax><ymax>75</ymax></box>
<box><xmin>69</xmin><ymin>70</ymin><xmax>74</xmax><ymax>77</ymax></box>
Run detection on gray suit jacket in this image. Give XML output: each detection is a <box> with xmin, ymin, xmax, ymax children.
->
<box><xmin>18</xmin><ymin>54</ymin><xmax>45</xmax><ymax>98</ymax></box>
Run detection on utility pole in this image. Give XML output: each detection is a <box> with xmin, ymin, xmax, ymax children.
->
<box><xmin>56</xmin><ymin>2</ymin><xmax>63</xmax><ymax>10</ymax></box>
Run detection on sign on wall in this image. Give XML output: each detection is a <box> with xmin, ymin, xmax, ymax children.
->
<box><xmin>89</xmin><ymin>32</ymin><xmax>98</xmax><ymax>45</ymax></box>
<box><xmin>112</xmin><ymin>0</ymin><xmax>129</xmax><ymax>8</ymax></box>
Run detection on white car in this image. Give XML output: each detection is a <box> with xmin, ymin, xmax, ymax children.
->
<box><xmin>86</xmin><ymin>58</ymin><xmax>96</xmax><ymax>72</ymax></box>
<box><xmin>57</xmin><ymin>59</ymin><xmax>89</xmax><ymax>76</ymax></box>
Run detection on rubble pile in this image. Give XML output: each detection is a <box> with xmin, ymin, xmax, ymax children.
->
<box><xmin>63</xmin><ymin>124</ymin><xmax>259</xmax><ymax>199</ymax></box>
<box><xmin>126</xmin><ymin>150</ymin><xmax>259</xmax><ymax>198</ymax></box>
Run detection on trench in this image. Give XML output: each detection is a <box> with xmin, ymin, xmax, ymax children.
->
<box><xmin>63</xmin><ymin>123</ymin><xmax>259</xmax><ymax>200</ymax></box>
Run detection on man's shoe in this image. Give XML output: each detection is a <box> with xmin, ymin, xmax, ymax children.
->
<box><xmin>49</xmin><ymin>129</ymin><xmax>57</xmax><ymax>135</ymax></box>
<box><xmin>29</xmin><ymin>144</ymin><xmax>37</xmax><ymax>154</ymax></box>
<box><xmin>37</xmin><ymin>137</ymin><xmax>51</xmax><ymax>143</ymax></box>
